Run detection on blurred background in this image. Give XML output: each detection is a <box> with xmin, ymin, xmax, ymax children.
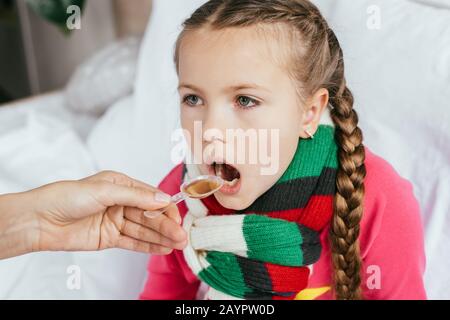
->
<box><xmin>0</xmin><ymin>0</ymin><xmax>151</xmax><ymax>102</ymax></box>
<box><xmin>0</xmin><ymin>0</ymin><xmax>449</xmax><ymax>300</ymax></box>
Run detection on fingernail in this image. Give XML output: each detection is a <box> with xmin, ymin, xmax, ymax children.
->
<box><xmin>144</xmin><ymin>211</ymin><xmax>161</xmax><ymax>219</ymax></box>
<box><xmin>155</xmin><ymin>192</ymin><xmax>171</xmax><ymax>204</ymax></box>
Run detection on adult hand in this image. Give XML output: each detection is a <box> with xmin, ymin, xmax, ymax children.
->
<box><xmin>0</xmin><ymin>171</ymin><xmax>187</xmax><ymax>260</ymax></box>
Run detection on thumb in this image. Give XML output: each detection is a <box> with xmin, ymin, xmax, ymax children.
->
<box><xmin>93</xmin><ymin>182</ymin><xmax>172</xmax><ymax>211</ymax></box>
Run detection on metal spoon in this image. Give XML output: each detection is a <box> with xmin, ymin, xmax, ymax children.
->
<box><xmin>144</xmin><ymin>175</ymin><xmax>224</xmax><ymax>219</ymax></box>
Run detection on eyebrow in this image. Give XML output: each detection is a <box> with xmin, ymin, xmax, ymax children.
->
<box><xmin>227</xmin><ymin>84</ymin><xmax>271</xmax><ymax>92</ymax></box>
<box><xmin>178</xmin><ymin>83</ymin><xmax>271</xmax><ymax>93</ymax></box>
<box><xmin>178</xmin><ymin>83</ymin><xmax>204</xmax><ymax>93</ymax></box>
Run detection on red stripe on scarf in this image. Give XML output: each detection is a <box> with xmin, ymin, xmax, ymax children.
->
<box><xmin>257</xmin><ymin>195</ymin><xmax>333</xmax><ymax>231</ymax></box>
<box><xmin>203</xmin><ymin>194</ymin><xmax>333</xmax><ymax>231</ymax></box>
<box><xmin>265</xmin><ymin>263</ymin><xmax>310</xmax><ymax>295</ymax></box>
<box><xmin>202</xmin><ymin>195</ymin><xmax>235</xmax><ymax>215</ymax></box>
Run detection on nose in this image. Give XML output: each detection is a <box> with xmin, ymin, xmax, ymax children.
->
<box><xmin>201</xmin><ymin>103</ymin><xmax>231</xmax><ymax>165</ymax></box>
<box><xmin>202</xmin><ymin>104</ymin><xmax>229</xmax><ymax>144</ymax></box>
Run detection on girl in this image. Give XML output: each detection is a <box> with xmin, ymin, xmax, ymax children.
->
<box><xmin>140</xmin><ymin>0</ymin><xmax>426</xmax><ymax>300</ymax></box>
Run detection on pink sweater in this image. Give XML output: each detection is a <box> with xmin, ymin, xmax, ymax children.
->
<box><xmin>140</xmin><ymin>148</ymin><xmax>426</xmax><ymax>300</ymax></box>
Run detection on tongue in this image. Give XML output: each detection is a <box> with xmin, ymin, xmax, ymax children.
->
<box><xmin>218</xmin><ymin>164</ymin><xmax>240</xmax><ymax>182</ymax></box>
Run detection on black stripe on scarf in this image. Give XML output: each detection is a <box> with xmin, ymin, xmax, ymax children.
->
<box><xmin>297</xmin><ymin>224</ymin><xmax>322</xmax><ymax>265</ymax></box>
<box><xmin>236</xmin><ymin>256</ymin><xmax>275</xmax><ymax>299</ymax></box>
<box><xmin>238</xmin><ymin>167</ymin><xmax>337</xmax><ymax>213</ymax></box>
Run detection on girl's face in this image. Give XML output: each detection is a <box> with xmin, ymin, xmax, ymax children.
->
<box><xmin>178</xmin><ymin>26</ymin><xmax>325</xmax><ymax>210</ymax></box>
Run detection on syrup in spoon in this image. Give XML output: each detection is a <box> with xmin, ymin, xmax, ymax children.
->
<box><xmin>144</xmin><ymin>175</ymin><xmax>224</xmax><ymax>219</ymax></box>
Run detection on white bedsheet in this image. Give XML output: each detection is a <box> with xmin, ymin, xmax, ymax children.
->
<box><xmin>0</xmin><ymin>93</ymin><xmax>149</xmax><ymax>299</ymax></box>
<box><xmin>0</xmin><ymin>99</ymin><xmax>95</xmax><ymax>193</ymax></box>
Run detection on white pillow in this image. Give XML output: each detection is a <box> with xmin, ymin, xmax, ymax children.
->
<box><xmin>411</xmin><ymin>0</ymin><xmax>450</xmax><ymax>9</ymax></box>
<box><xmin>66</xmin><ymin>37</ymin><xmax>141</xmax><ymax>116</ymax></box>
<box><xmin>323</xmin><ymin>0</ymin><xmax>450</xmax><ymax>299</ymax></box>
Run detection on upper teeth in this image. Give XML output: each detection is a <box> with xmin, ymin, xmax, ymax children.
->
<box><xmin>214</xmin><ymin>163</ymin><xmax>223</xmax><ymax>177</ymax></box>
<box><xmin>214</xmin><ymin>163</ymin><xmax>239</xmax><ymax>186</ymax></box>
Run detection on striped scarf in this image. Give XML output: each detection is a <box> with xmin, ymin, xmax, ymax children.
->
<box><xmin>182</xmin><ymin>119</ymin><xmax>338</xmax><ymax>300</ymax></box>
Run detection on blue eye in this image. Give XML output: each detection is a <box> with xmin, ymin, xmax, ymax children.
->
<box><xmin>236</xmin><ymin>96</ymin><xmax>258</xmax><ymax>109</ymax></box>
<box><xmin>183</xmin><ymin>95</ymin><xmax>203</xmax><ymax>107</ymax></box>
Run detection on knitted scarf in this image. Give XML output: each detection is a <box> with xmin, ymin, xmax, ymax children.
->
<box><xmin>182</xmin><ymin>117</ymin><xmax>338</xmax><ymax>300</ymax></box>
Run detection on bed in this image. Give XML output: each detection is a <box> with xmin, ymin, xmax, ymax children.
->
<box><xmin>0</xmin><ymin>0</ymin><xmax>449</xmax><ymax>299</ymax></box>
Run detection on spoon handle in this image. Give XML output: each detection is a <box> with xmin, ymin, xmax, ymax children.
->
<box><xmin>143</xmin><ymin>192</ymin><xmax>186</xmax><ymax>219</ymax></box>
<box><xmin>170</xmin><ymin>192</ymin><xmax>186</xmax><ymax>205</ymax></box>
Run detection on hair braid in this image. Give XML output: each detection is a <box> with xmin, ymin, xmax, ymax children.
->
<box><xmin>328</xmin><ymin>47</ymin><xmax>366</xmax><ymax>299</ymax></box>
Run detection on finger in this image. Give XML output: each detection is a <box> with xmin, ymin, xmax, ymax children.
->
<box><xmin>84</xmin><ymin>171</ymin><xmax>160</xmax><ymax>192</ymax></box>
<box><xmin>124</xmin><ymin>207</ymin><xmax>186</xmax><ymax>243</ymax></box>
<box><xmin>121</xmin><ymin>218</ymin><xmax>186</xmax><ymax>250</ymax></box>
<box><xmin>143</xmin><ymin>203</ymin><xmax>182</xmax><ymax>224</ymax></box>
<box><xmin>91</xmin><ymin>181</ymin><xmax>172</xmax><ymax>212</ymax></box>
<box><xmin>117</xmin><ymin>235</ymin><xmax>174</xmax><ymax>255</ymax></box>
<box><xmin>150</xmin><ymin>213</ymin><xmax>188</xmax><ymax>243</ymax></box>
<box><xmin>163</xmin><ymin>203</ymin><xmax>183</xmax><ymax>225</ymax></box>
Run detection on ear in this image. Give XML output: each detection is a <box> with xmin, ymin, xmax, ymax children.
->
<box><xmin>299</xmin><ymin>88</ymin><xmax>329</xmax><ymax>139</ymax></box>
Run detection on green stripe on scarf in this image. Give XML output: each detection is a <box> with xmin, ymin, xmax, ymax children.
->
<box><xmin>279</xmin><ymin>125</ymin><xmax>337</xmax><ymax>183</ymax></box>
<box><xmin>200</xmin><ymin>252</ymin><xmax>249</xmax><ymax>298</ymax></box>
<box><xmin>243</xmin><ymin>215</ymin><xmax>303</xmax><ymax>266</ymax></box>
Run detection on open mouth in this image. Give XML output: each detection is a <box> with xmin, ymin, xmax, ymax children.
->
<box><xmin>211</xmin><ymin>162</ymin><xmax>241</xmax><ymax>188</ymax></box>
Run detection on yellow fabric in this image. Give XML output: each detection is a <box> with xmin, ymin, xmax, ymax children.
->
<box><xmin>295</xmin><ymin>286</ymin><xmax>331</xmax><ymax>300</ymax></box>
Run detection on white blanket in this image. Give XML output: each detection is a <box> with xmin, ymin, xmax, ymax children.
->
<box><xmin>0</xmin><ymin>93</ymin><xmax>149</xmax><ymax>299</ymax></box>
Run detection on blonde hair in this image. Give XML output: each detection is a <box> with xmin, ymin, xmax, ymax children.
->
<box><xmin>174</xmin><ymin>0</ymin><xmax>366</xmax><ymax>300</ymax></box>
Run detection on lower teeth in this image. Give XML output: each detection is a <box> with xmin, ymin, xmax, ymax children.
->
<box><xmin>225</xmin><ymin>178</ymin><xmax>238</xmax><ymax>187</ymax></box>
